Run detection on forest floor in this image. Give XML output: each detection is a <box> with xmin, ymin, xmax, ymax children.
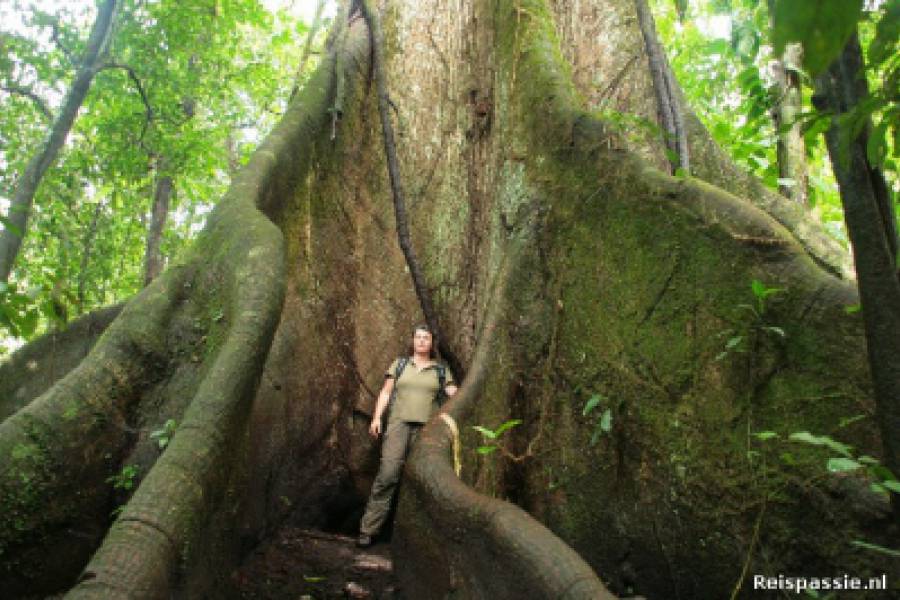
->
<box><xmin>230</xmin><ymin>528</ymin><xmax>401</xmax><ymax>599</ymax></box>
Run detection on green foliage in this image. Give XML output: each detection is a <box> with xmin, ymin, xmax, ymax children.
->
<box><xmin>472</xmin><ymin>419</ymin><xmax>522</xmax><ymax>455</ymax></box>
<box><xmin>850</xmin><ymin>540</ymin><xmax>900</xmax><ymax>558</ymax></box>
<box><xmin>716</xmin><ymin>279</ymin><xmax>785</xmax><ymax>361</ymax></box>
<box><xmin>582</xmin><ymin>394</ymin><xmax>613</xmax><ymax>446</ymax></box>
<box><xmin>771</xmin><ymin>0</ymin><xmax>863</xmax><ymax>76</ymax></box>
<box><xmin>653</xmin><ymin>0</ymin><xmax>900</xmax><ymax>245</ymax></box>
<box><xmin>783</xmin><ymin>430</ymin><xmax>899</xmax><ymax>497</ymax></box>
<box><xmin>106</xmin><ymin>464</ymin><xmax>139</xmax><ymax>491</ymax></box>
<box><xmin>1</xmin><ymin>0</ymin><xmax>319</xmax><ymax>351</ymax></box>
<box><xmin>654</xmin><ymin>0</ymin><xmax>782</xmax><ymax>190</ymax></box>
<box><xmin>752</xmin><ymin>426</ymin><xmax>900</xmax><ymax>559</ymax></box>
<box><xmin>149</xmin><ymin>418</ymin><xmax>178</xmax><ymax>450</ymax></box>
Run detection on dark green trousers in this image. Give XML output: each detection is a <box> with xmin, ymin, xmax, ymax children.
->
<box><xmin>359</xmin><ymin>420</ymin><xmax>422</xmax><ymax>536</ymax></box>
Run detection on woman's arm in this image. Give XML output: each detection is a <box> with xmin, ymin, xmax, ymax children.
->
<box><xmin>369</xmin><ymin>377</ymin><xmax>395</xmax><ymax>438</ymax></box>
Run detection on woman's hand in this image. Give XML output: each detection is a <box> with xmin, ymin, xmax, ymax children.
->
<box><xmin>369</xmin><ymin>377</ymin><xmax>393</xmax><ymax>439</ymax></box>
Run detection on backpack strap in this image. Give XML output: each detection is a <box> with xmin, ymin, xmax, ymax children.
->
<box><xmin>435</xmin><ymin>363</ymin><xmax>447</xmax><ymax>406</ymax></box>
<box><xmin>395</xmin><ymin>356</ymin><xmax>409</xmax><ymax>380</ymax></box>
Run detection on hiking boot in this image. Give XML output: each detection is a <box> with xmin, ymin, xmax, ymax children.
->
<box><xmin>356</xmin><ymin>534</ymin><xmax>374</xmax><ymax>548</ymax></box>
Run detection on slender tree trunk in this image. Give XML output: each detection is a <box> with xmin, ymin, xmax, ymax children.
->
<box><xmin>634</xmin><ymin>0</ymin><xmax>689</xmax><ymax>175</ymax></box>
<box><xmin>772</xmin><ymin>43</ymin><xmax>809</xmax><ymax>204</ymax></box>
<box><xmin>142</xmin><ymin>170</ymin><xmax>172</xmax><ymax>286</ymax></box>
<box><xmin>289</xmin><ymin>0</ymin><xmax>327</xmax><ymax>102</ymax></box>
<box><xmin>815</xmin><ymin>33</ymin><xmax>900</xmax><ymax>520</ymax></box>
<box><xmin>0</xmin><ymin>0</ymin><xmax>118</xmax><ymax>283</ymax></box>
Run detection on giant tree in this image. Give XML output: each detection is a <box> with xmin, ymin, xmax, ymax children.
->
<box><xmin>0</xmin><ymin>1</ymin><xmax>896</xmax><ymax>599</ymax></box>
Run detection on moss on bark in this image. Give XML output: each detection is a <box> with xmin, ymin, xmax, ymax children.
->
<box><xmin>0</xmin><ymin>304</ymin><xmax>122</xmax><ymax>422</ymax></box>
<box><xmin>442</xmin><ymin>0</ymin><xmax>895</xmax><ymax>597</ymax></box>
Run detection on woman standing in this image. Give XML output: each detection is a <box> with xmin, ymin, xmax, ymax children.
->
<box><xmin>357</xmin><ymin>325</ymin><xmax>457</xmax><ymax>548</ymax></box>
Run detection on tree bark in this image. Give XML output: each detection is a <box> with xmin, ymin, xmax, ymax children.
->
<box><xmin>815</xmin><ymin>33</ymin><xmax>900</xmax><ymax>520</ymax></box>
<box><xmin>0</xmin><ymin>0</ymin><xmax>118</xmax><ymax>284</ymax></box>
<box><xmin>142</xmin><ymin>170</ymin><xmax>172</xmax><ymax>286</ymax></box>
<box><xmin>634</xmin><ymin>0</ymin><xmax>689</xmax><ymax>175</ymax></box>
<box><xmin>359</xmin><ymin>0</ymin><xmax>464</xmax><ymax>381</ymax></box>
<box><xmin>772</xmin><ymin>43</ymin><xmax>809</xmax><ymax>204</ymax></box>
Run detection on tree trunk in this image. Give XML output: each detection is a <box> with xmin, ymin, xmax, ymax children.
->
<box><xmin>634</xmin><ymin>0</ymin><xmax>689</xmax><ymax>175</ymax></box>
<box><xmin>142</xmin><ymin>170</ymin><xmax>172</xmax><ymax>286</ymax></box>
<box><xmin>0</xmin><ymin>0</ymin><xmax>117</xmax><ymax>284</ymax></box>
<box><xmin>772</xmin><ymin>43</ymin><xmax>809</xmax><ymax>204</ymax></box>
<box><xmin>0</xmin><ymin>1</ymin><xmax>895</xmax><ymax>599</ymax></box>
<box><xmin>814</xmin><ymin>33</ymin><xmax>900</xmax><ymax>521</ymax></box>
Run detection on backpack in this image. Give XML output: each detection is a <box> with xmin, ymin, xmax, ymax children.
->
<box><xmin>383</xmin><ymin>357</ymin><xmax>448</xmax><ymax>425</ymax></box>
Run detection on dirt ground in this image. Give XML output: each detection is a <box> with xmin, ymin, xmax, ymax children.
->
<box><xmin>230</xmin><ymin>528</ymin><xmax>401</xmax><ymax>599</ymax></box>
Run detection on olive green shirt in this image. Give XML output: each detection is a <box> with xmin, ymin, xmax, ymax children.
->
<box><xmin>386</xmin><ymin>357</ymin><xmax>455</xmax><ymax>423</ymax></box>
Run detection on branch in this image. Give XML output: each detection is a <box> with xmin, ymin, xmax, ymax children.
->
<box><xmin>0</xmin><ymin>83</ymin><xmax>52</xmax><ymax>120</ymax></box>
<box><xmin>51</xmin><ymin>20</ymin><xmax>78</xmax><ymax>67</ymax></box>
<box><xmin>288</xmin><ymin>0</ymin><xmax>327</xmax><ymax>102</ymax></box>
<box><xmin>96</xmin><ymin>62</ymin><xmax>153</xmax><ymax>141</ymax></box>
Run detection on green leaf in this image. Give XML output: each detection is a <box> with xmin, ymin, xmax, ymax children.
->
<box><xmin>826</xmin><ymin>457</ymin><xmax>862</xmax><ymax>473</ymax></box>
<box><xmin>790</xmin><ymin>431</ymin><xmax>853</xmax><ymax>457</ymax></box>
<box><xmin>725</xmin><ymin>335</ymin><xmax>743</xmax><ymax>350</ymax></box>
<box><xmin>844</xmin><ymin>303</ymin><xmax>861</xmax><ymax>314</ymax></box>
<box><xmin>837</xmin><ymin>414</ymin><xmax>866</xmax><ymax>428</ymax></box>
<box><xmin>850</xmin><ymin>540</ymin><xmax>900</xmax><ymax>558</ymax></box>
<box><xmin>870</xmin><ymin>464</ymin><xmax>898</xmax><ymax>482</ymax></box>
<box><xmin>754</xmin><ymin>431</ymin><xmax>779</xmax><ymax>441</ymax></box>
<box><xmin>869</xmin><ymin>3</ymin><xmax>900</xmax><ymax>66</ymax></box>
<box><xmin>882</xmin><ymin>480</ymin><xmax>900</xmax><ymax>494</ymax></box>
<box><xmin>476</xmin><ymin>445</ymin><xmax>498</xmax><ymax>455</ymax></box>
<box><xmin>771</xmin><ymin>0</ymin><xmax>864</xmax><ymax>76</ymax></box>
<box><xmin>789</xmin><ymin>431</ymin><xmax>822</xmax><ymax>445</ymax></box>
<box><xmin>583</xmin><ymin>394</ymin><xmax>602</xmax><ymax>416</ymax></box>
<box><xmin>303</xmin><ymin>575</ymin><xmax>326</xmax><ymax>583</ymax></box>
<box><xmin>19</xmin><ymin>310</ymin><xmax>38</xmax><ymax>338</ymax></box>
<box><xmin>870</xmin><ymin>482</ymin><xmax>888</xmax><ymax>495</ymax></box>
<box><xmin>762</xmin><ymin>326</ymin><xmax>786</xmax><ymax>338</ymax></box>
<box><xmin>472</xmin><ymin>425</ymin><xmax>497</xmax><ymax>440</ymax></box>
<box><xmin>494</xmin><ymin>419</ymin><xmax>523</xmax><ymax>437</ymax></box>
<box><xmin>599</xmin><ymin>408</ymin><xmax>612</xmax><ymax>433</ymax></box>
<box><xmin>750</xmin><ymin>279</ymin><xmax>766</xmax><ymax>298</ymax></box>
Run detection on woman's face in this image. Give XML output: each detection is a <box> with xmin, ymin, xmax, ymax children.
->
<box><xmin>413</xmin><ymin>329</ymin><xmax>433</xmax><ymax>355</ymax></box>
